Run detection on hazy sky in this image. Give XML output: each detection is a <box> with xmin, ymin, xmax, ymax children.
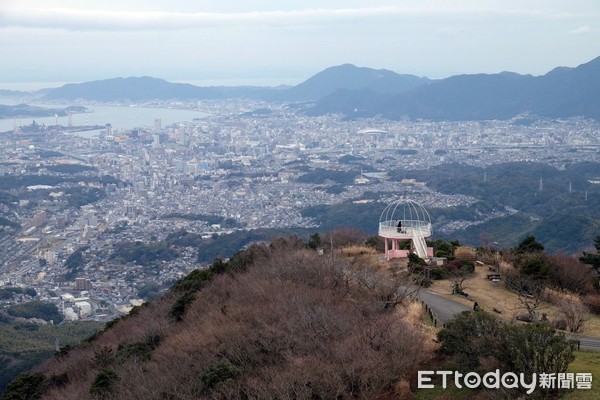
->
<box><xmin>1</xmin><ymin>0</ymin><xmax>599</xmax><ymax>86</ymax></box>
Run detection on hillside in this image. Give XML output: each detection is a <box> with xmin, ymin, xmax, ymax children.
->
<box><xmin>3</xmin><ymin>235</ymin><xmax>598</xmax><ymax>399</ymax></box>
<box><xmin>43</xmin><ymin>77</ymin><xmax>278</xmax><ymax>101</ymax></box>
<box><xmin>0</xmin><ymin>104</ymin><xmax>87</xmax><ymax>119</ymax></box>
<box><xmin>19</xmin><ymin>239</ymin><xmax>433</xmax><ymax>400</ymax></box>
<box><xmin>299</xmin><ymin>161</ymin><xmax>600</xmax><ymax>254</ymax></box>
<box><xmin>273</xmin><ymin>64</ymin><xmax>430</xmax><ymax>101</ymax></box>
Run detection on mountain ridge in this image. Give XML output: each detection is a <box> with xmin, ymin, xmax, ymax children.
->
<box><xmin>313</xmin><ymin>56</ymin><xmax>600</xmax><ymax>120</ymax></box>
<box><xmin>29</xmin><ymin>55</ymin><xmax>600</xmax><ymax>120</ymax></box>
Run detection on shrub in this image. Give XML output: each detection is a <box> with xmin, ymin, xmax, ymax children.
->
<box><xmin>1</xmin><ymin>372</ymin><xmax>46</xmax><ymax>400</ymax></box>
<box><xmin>93</xmin><ymin>347</ymin><xmax>115</xmax><ymax>369</ymax></box>
<box><xmin>117</xmin><ymin>333</ymin><xmax>162</xmax><ymax>363</ymax></box>
<box><xmin>44</xmin><ymin>372</ymin><xmax>68</xmax><ymax>390</ymax></box>
<box><xmin>365</xmin><ymin>235</ymin><xmax>384</xmax><ymax>252</ymax></box>
<box><xmin>583</xmin><ymin>294</ymin><xmax>600</xmax><ymax>314</ymax></box>
<box><xmin>552</xmin><ymin>319</ymin><xmax>568</xmax><ymax>331</ymax></box>
<box><xmin>437</xmin><ymin>311</ymin><xmax>504</xmax><ymax>370</ymax></box>
<box><xmin>89</xmin><ymin>369</ymin><xmax>119</xmax><ymax>398</ymax></box>
<box><xmin>171</xmin><ymin>269</ymin><xmax>212</xmax><ymax>293</ymax></box>
<box><xmin>500</xmin><ymin>323</ymin><xmax>575</xmax><ymax>376</ymax></box>
<box><xmin>548</xmin><ymin>254</ymin><xmax>595</xmax><ymax>294</ymax></box>
<box><xmin>438</xmin><ymin>312</ymin><xmax>576</xmax><ymax>388</ymax></box>
<box><xmin>430</xmin><ymin>268</ymin><xmax>447</xmax><ymax>280</ymax></box>
<box><xmin>168</xmin><ymin>291</ymin><xmax>196</xmax><ymax>322</ymax></box>
<box><xmin>460</xmin><ymin>261</ymin><xmax>475</xmax><ymax>273</ymax></box>
<box><xmin>454</xmin><ymin>246</ymin><xmax>477</xmax><ymax>262</ymax></box>
<box><xmin>414</xmin><ymin>276</ymin><xmax>433</xmax><ymax>287</ymax></box>
<box><xmin>201</xmin><ymin>362</ymin><xmax>243</xmax><ymax>392</ymax></box>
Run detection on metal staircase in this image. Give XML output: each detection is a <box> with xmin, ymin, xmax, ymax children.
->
<box><xmin>411</xmin><ymin>229</ymin><xmax>428</xmax><ymax>259</ymax></box>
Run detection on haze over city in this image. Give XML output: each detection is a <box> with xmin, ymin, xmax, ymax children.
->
<box><xmin>1</xmin><ymin>0</ymin><xmax>600</xmax><ymax>86</ymax></box>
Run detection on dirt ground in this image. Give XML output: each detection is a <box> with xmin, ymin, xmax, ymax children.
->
<box><xmin>427</xmin><ymin>262</ymin><xmax>600</xmax><ymax>338</ymax></box>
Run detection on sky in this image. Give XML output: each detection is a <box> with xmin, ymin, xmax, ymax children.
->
<box><xmin>1</xmin><ymin>0</ymin><xmax>599</xmax><ymax>87</ymax></box>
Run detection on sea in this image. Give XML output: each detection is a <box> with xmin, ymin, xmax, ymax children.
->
<box><xmin>0</xmin><ymin>100</ymin><xmax>209</xmax><ymax>137</ymax></box>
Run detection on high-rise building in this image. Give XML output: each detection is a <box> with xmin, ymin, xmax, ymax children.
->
<box><xmin>33</xmin><ymin>210</ymin><xmax>47</xmax><ymax>228</ymax></box>
<box><xmin>75</xmin><ymin>277</ymin><xmax>92</xmax><ymax>291</ymax></box>
<box><xmin>152</xmin><ymin>134</ymin><xmax>161</xmax><ymax>149</ymax></box>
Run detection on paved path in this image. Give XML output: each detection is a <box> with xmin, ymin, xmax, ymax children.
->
<box><xmin>415</xmin><ymin>288</ymin><xmax>600</xmax><ymax>351</ymax></box>
<box><xmin>415</xmin><ymin>289</ymin><xmax>471</xmax><ymax>324</ymax></box>
<box><xmin>568</xmin><ymin>335</ymin><xmax>600</xmax><ymax>352</ymax></box>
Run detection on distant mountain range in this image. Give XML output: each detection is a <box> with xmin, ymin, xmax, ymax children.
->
<box><xmin>43</xmin><ymin>77</ymin><xmax>280</xmax><ymax>102</ymax></box>
<box><xmin>11</xmin><ymin>56</ymin><xmax>600</xmax><ymax>121</ymax></box>
<box><xmin>312</xmin><ymin>56</ymin><xmax>600</xmax><ymax>121</ymax></box>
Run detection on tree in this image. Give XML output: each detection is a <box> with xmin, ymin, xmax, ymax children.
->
<box><xmin>579</xmin><ymin>234</ymin><xmax>600</xmax><ymax>275</ymax></box>
<box><xmin>548</xmin><ymin>254</ymin><xmax>595</xmax><ymax>294</ymax></box>
<box><xmin>515</xmin><ymin>235</ymin><xmax>545</xmax><ymax>254</ymax></box>
<box><xmin>168</xmin><ymin>291</ymin><xmax>196</xmax><ymax>322</ymax></box>
<box><xmin>350</xmin><ymin>263</ymin><xmax>417</xmax><ymax>310</ymax></box>
<box><xmin>500</xmin><ymin>323</ymin><xmax>575</xmax><ymax>377</ymax></box>
<box><xmin>438</xmin><ymin>312</ymin><xmax>576</xmax><ymax>392</ymax></box>
<box><xmin>449</xmin><ymin>269</ymin><xmax>469</xmax><ymax>296</ymax></box>
<box><xmin>559</xmin><ymin>300</ymin><xmax>590</xmax><ymax>334</ymax></box>
<box><xmin>516</xmin><ymin>252</ymin><xmax>551</xmax><ymax>280</ymax></box>
<box><xmin>437</xmin><ymin>311</ymin><xmax>504</xmax><ymax>369</ymax></box>
<box><xmin>7</xmin><ymin>300</ymin><xmax>63</xmax><ymax>323</ymax></box>
<box><xmin>506</xmin><ymin>276</ymin><xmax>545</xmax><ymax>322</ymax></box>
<box><xmin>432</xmin><ymin>239</ymin><xmax>459</xmax><ymax>259</ymax></box>
<box><xmin>307</xmin><ymin>233</ymin><xmax>322</xmax><ymax>250</ymax></box>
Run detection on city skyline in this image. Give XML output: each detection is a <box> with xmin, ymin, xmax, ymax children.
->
<box><xmin>1</xmin><ymin>0</ymin><xmax>599</xmax><ymax>86</ymax></box>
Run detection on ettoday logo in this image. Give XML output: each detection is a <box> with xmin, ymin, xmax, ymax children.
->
<box><xmin>418</xmin><ymin>370</ymin><xmax>593</xmax><ymax>394</ymax></box>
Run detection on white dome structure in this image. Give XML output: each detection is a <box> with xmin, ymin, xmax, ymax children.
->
<box><xmin>378</xmin><ymin>199</ymin><xmax>433</xmax><ymax>260</ymax></box>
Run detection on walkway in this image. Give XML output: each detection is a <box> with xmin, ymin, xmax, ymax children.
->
<box><xmin>416</xmin><ymin>288</ymin><xmax>600</xmax><ymax>351</ymax></box>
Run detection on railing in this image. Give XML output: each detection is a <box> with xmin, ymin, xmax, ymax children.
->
<box><xmin>378</xmin><ymin>219</ymin><xmax>432</xmax><ymax>237</ymax></box>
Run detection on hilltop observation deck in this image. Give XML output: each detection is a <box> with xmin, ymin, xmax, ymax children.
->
<box><xmin>378</xmin><ymin>199</ymin><xmax>433</xmax><ymax>260</ymax></box>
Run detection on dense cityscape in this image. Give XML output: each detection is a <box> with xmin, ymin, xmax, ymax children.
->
<box><xmin>0</xmin><ymin>98</ymin><xmax>599</xmax><ymax>322</ymax></box>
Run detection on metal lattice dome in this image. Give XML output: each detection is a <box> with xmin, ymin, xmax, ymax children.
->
<box><xmin>378</xmin><ymin>198</ymin><xmax>432</xmax><ymax>239</ymax></box>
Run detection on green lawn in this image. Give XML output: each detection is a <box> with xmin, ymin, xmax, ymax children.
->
<box><xmin>561</xmin><ymin>350</ymin><xmax>600</xmax><ymax>400</ymax></box>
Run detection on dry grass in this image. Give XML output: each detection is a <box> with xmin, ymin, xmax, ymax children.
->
<box><xmin>428</xmin><ymin>262</ymin><xmax>600</xmax><ymax>338</ymax></box>
<box><xmin>340</xmin><ymin>245</ymin><xmax>377</xmax><ymax>257</ymax></box>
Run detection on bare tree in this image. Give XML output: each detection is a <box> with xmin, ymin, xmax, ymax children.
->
<box><xmin>449</xmin><ymin>269</ymin><xmax>468</xmax><ymax>296</ymax></box>
<box><xmin>560</xmin><ymin>299</ymin><xmax>590</xmax><ymax>334</ymax></box>
<box><xmin>347</xmin><ymin>263</ymin><xmax>419</xmax><ymax>310</ymax></box>
<box><xmin>549</xmin><ymin>253</ymin><xmax>596</xmax><ymax>294</ymax></box>
<box><xmin>505</xmin><ymin>275</ymin><xmax>546</xmax><ymax>322</ymax></box>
